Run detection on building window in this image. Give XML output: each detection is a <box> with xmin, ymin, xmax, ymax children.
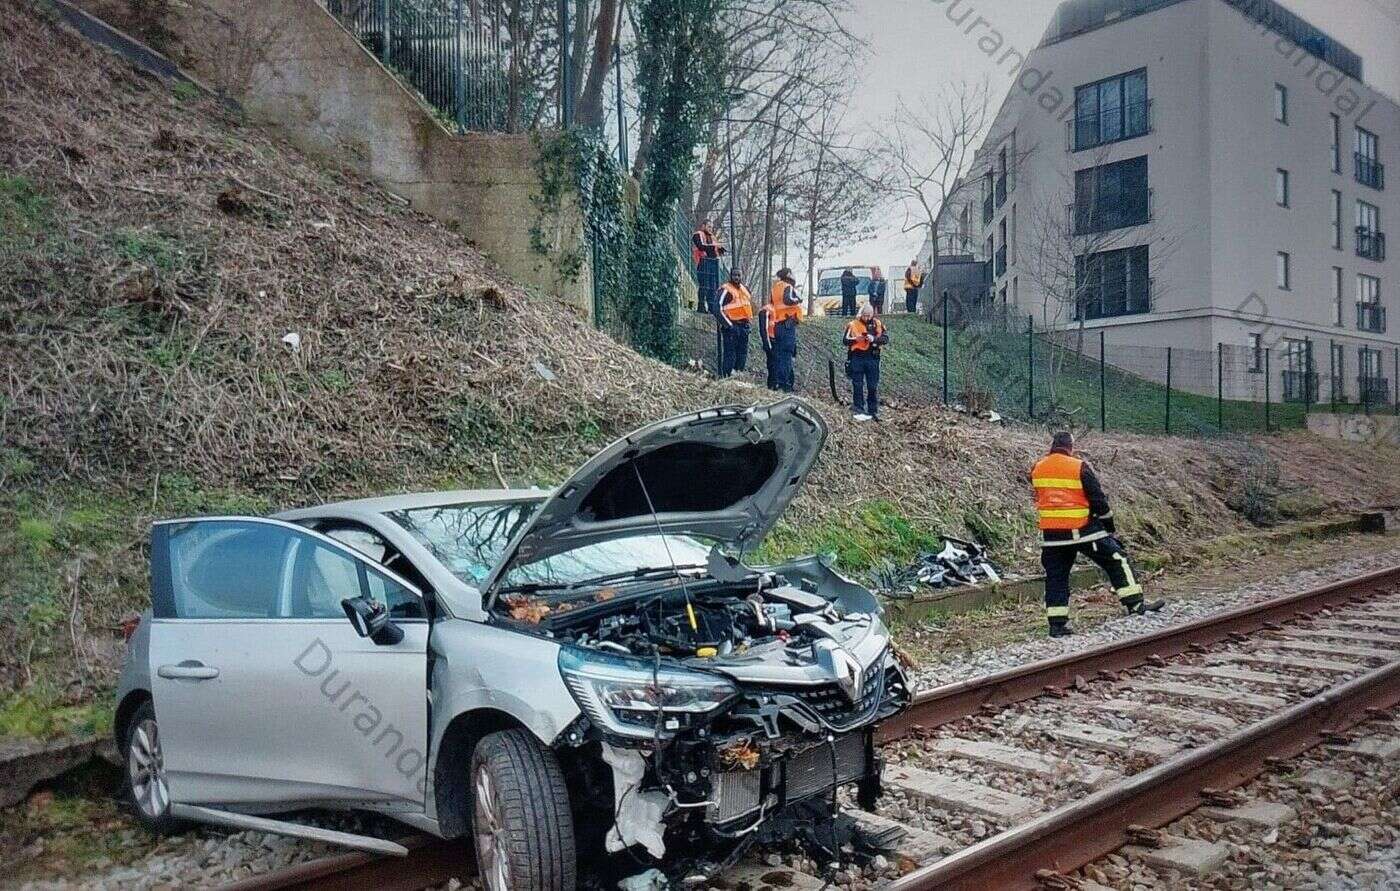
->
<box><xmin>1276</xmin><ymin>251</ymin><xmax>1291</xmax><ymax>290</ymax></box>
<box><xmin>1276</xmin><ymin>169</ymin><xmax>1290</xmax><ymax>207</ymax></box>
<box><xmin>1331</xmin><ymin>190</ymin><xmax>1343</xmax><ymax>249</ymax></box>
<box><xmin>1009</xmin><ymin>205</ymin><xmax>1017</xmax><ymax>265</ymax></box>
<box><xmin>1274</xmin><ymin>84</ymin><xmax>1288</xmax><ymax>124</ymax></box>
<box><xmin>1357</xmin><ymin>200</ymin><xmax>1384</xmax><ymax>261</ymax></box>
<box><xmin>1249</xmin><ymin>333</ymin><xmax>1263</xmax><ymax>372</ymax></box>
<box><xmin>1074</xmin><ymin>245</ymin><xmax>1151</xmax><ymax>320</ymax></box>
<box><xmin>1330</xmin><ymin>114</ymin><xmax>1342</xmax><ymax>173</ymax></box>
<box><xmin>1072</xmin><ymin>156</ymin><xmax>1150</xmax><ymax>235</ymax></box>
<box><xmin>1073</xmin><ymin>69</ymin><xmax>1149</xmax><ymax>151</ymax></box>
<box><xmin>1333</xmin><ymin>266</ymin><xmax>1345</xmax><ymax>326</ymax></box>
<box><xmin>1356</xmin><ymin>127</ymin><xmax>1384</xmax><ymax>190</ymax></box>
<box><xmin>1360</xmin><ymin>347</ymin><xmax>1388</xmax><ymax>402</ymax></box>
<box><xmin>1357</xmin><ymin>273</ymin><xmax>1385</xmax><ymax>333</ymax></box>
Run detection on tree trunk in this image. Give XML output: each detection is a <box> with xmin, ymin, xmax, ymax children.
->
<box><xmin>805</xmin><ymin>139</ymin><xmax>826</xmax><ymax>315</ymax></box>
<box><xmin>575</xmin><ymin>0</ymin><xmax>620</xmax><ymax>131</ymax></box>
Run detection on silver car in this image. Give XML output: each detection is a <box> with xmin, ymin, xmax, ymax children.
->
<box><xmin>114</xmin><ymin>400</ymin><xmax>911</xmax><ymax>890</ymax></box>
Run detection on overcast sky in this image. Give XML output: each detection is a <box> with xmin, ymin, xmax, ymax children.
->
<box><xmin>822</xmin><ymin>0</ymin><xmax>1400</xmax><ymax>270</ymax></box>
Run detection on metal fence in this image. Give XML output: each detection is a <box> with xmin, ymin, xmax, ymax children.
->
<box><xmin>324</xmin><ymin>0</ymin><xmax>584</xmax><ymax>132</ymax></box>
<box><xmin>680</xmin><ymin>308</ymin><xmax>1400</xmax><ymax>436</ymax></box>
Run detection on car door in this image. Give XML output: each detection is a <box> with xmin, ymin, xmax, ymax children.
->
<box><xmin>147</xmin><ymin>517</ymin><xmax>430</xmax><ymax>809</ymax></box>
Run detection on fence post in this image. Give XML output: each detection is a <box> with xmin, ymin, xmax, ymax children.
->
<box><xmin>614</xmin><ymin>43</ymin><xmax>628</xmax><ymax>168</ymax></box>
<box><xmin>453</xmin><ymin>0</ymin><xmax>465</xmax><ymax>131</ymax></box>
<box><xmin>379</xmin><ymin>0</ymin><xmax>391</xmax><ymax>63</ymax></box>
<box><xmin>1304</xmin><ymin>338</ymin><xmax>1314</xmax><ymax>416</ymax></box>
<box><xmin>1165</xmin><ymin>346</ymin><xmax>1172</xmax><ymax>435</ymax></box>
<box><xmin>1100</xmin><ymin>330</ymin><xmax>1107</xmax><ymax>432</ymax></box>
<box><xmin>1027</xmin><ymin>314</ymin><xmax>1034</xmax><ymax>420</ymax></box>
<box><xmin>1364</xmin><ymin>354</ymin><xmax>1372</xmax><ymax>416</ymax></box>
<box><xmin>1395</xmin><ymin>347</ymin><xmax>1399</xmax><ymax>417</ymax></box>
<box><xmin>1330</xmin><ymin>338</ymin><xmax>1337</xmax><ymax>412</ymax></box>
<box><xmin>1217</xmin><ymin>342</ymin><xmax>1224</xmax><ymax>432</ymax></box>
<box><xmin>1264</xmin><ymin>348</ymin><xmax>1271</xmax><ymax>432</ymax></box>
<box><xmin>942</xmin><ymin>290</ymin><xmax>949</xmax><ymax>404</ymax></box>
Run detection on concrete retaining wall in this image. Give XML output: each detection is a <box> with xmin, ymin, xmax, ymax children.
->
<box><xmin>1307</xmin><ymin>412</ymin><xmax>1400</xmax><ymax>445</ymax></box>
<box><xmin>166</xmin><ymin>0</ymin><xmax>592</xmax><ymax>314</ymax></box>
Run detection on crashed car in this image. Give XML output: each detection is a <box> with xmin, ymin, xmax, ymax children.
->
<box><xmin>114</xmin><ymin>400</ymin><xmax>911</xmax><ymax>890</ymax></box>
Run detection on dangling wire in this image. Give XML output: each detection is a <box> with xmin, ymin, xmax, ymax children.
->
<box><xmin>631</xmin><ymin>460</ymin><xmax>697</xmax><ymax>632</ymax></box>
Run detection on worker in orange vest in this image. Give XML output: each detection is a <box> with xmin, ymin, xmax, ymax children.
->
<box><xmin>692</xmin><ymin>219</ymin><xmax>726</xmax><ymax>314</ymax></box>
<box><xmin>903</xmin><ymin>260</ymin><xmax>924</xmax><ymax>314</ymax></box>
<box><xmin>766</xmin><ymin>268</ymin><xmax>803</xmax><ymax>392</ymax></box>
<box><xmin>716</xmin><ymin>268</ymin><xmax>754</xmax><ymax>377</ymax></box>
<box><xmin>842</xmin><ymin>304</ymin><xmax>888</xmax><ymax>421</ymax></box>
<box><xmin>1032</xmin><ymin>431</ymin><xmax>1163</xmax><ymax>637</ymax></box>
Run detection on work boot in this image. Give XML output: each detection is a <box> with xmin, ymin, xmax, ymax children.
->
<box><xmin>1048</xmin><ymin>623</ymin><xmax>1073</xmax><ymax>638</ymax></box>
<box><xmin>1125</xmin><ymin>597</ymin><xmax>1166</xmax><ymax>616</ymax></box>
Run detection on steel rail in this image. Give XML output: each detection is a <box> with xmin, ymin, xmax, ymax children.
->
<box><xmin>878</xmin><ymin>563</ymin><xmax>1400</xmax><ymax>742</ymax></box>
<box><xmin>887</xmin><ymin>657</ymin><xmax>1400</xmax><ymax>890</ymax></box>
<box><xmin>218</xmin><ymin>564</ymin><xmax>1400</xmax><ymax>891</ymax></box>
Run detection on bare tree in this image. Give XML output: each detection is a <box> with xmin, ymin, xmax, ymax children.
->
<box><xmin>880</xmin><ymin>80</ymin><xmax>992</xmax><ymax>311</ymax></box>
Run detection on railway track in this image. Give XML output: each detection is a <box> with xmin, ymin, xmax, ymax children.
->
<box><xmin>218</xmin><ymin>565</ymin><xmax>1400</xmax><ymax>891</ymax></box>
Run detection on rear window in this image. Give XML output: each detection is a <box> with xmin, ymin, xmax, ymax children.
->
<box><xmin>385</xmin><ymin>501</ymin><xmax>539</xmax><ymax>585</ymax></box>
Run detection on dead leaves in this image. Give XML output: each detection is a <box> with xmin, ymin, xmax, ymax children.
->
<box><xmin>719</xmin><ymin>739</ymin><xmax>761</xmax><ymax>771</ymax></box>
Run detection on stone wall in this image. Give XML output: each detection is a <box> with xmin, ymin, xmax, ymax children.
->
<box><xmin>165</xmin><ymin>0</ymin><xmax>592</xmax><ymax>314</ymax></box>
<box><xmin>1307</xmin><ymin>412</ymin><xmax>1400</xmax><ymax>445</ymax></box>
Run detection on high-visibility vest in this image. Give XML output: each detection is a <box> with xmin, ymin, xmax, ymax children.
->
<box><xmin>719</xmin><ymin>282</ymin><xmax>754</xmax><ymax>322</ymax></box>
<box><xmin>1031</xmin><ymin>453</ymin><xmax>1091</xmax><ymax>531</ymax></box>
<box><xmin>692</xmin><ymin>229</ymin><xmax>716</xmax><ymax>265</ymax></box>
<box><xmin>769</xmin><ymin>280</ymin><xmax>803</xmax><ymax>326</ymax></box>
<box><xmin>905</xmin><ymin>269</ymin><xmax>923</xmax><ymax>289</ymax></box>
<box><xmin>845</xmin><ymin>318</ymin><xmax>883</xmax><ymax>351</ymax></box>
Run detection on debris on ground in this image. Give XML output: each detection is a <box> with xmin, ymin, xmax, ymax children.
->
<box><xmin>872</xmin><ymin>537</ymin><xmax>1002</xmax><ymax>598</ymax></box>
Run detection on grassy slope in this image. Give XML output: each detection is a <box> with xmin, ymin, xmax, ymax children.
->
<box><xmin>5</xmin><ymin>1</ymin><xmax>1400</xmax><ymax>738</ymax></box>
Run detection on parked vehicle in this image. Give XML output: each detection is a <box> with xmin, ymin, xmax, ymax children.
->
<box><xmin>114</xmin><ymin>400</ymin><xmax>911</xmax><ymax>890</ymax></box>
<box><xmin>815</xmin><ymin>265</ymin><xmax>880</xmax><ymax>314</ymax></box>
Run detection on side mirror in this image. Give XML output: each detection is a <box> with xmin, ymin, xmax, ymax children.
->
<box><xmin>341</xmin><ymin>596</ymin><xmax>404</xmax><ymax>646</ymax></box>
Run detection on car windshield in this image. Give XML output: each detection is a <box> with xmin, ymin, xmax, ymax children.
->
<box><xmin>499</xmin><ymin>534</ymin><xmax>716</xmax><ymax>590</ymax></box>
<box><xmin>818</xmin><ymin>275</ymin><xmax>871</xmax><ymax>296</ymax></box>
<box><xmin>385</xmin><ymin>500</ymin><xmax>539</xmax><ymax>584</ymax></box>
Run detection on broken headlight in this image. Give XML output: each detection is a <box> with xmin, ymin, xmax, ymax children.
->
<box><xmin>559</xmin><ymin>647</ymin><xmax>737</xmax><ymax>738</ymax></box>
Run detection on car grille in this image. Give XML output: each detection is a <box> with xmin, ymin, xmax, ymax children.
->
<box><xmin>712</xmin><ymin>768</ymin><xmax>763</xmax><ymax>823</ymax></box>
<box><xmin>766</xmin><ymin>662</ymin><xmax>896</xmax><ymax>731</ymax></box>
<box><xmin>784</xmin><ymin>733</ymin><xmax>867</xmax><ymax>802</ymax></box>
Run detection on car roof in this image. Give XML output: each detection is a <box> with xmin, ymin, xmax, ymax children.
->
<box><xmin>273</xmin><ymin>488</ymin><xmax>547</xmax><ymax>520</ymax></box>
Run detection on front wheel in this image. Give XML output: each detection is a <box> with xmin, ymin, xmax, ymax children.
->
<box><xmin>470</xmin><ymin>729</ymin><xmax>577</xmax><ymax>891</ymax></box>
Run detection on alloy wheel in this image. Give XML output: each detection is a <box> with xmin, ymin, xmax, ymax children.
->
<box><xmin>128</xmin><ymin>717</ymin><xmax>169</xmax><ymax>819</ymax></box>
<box><xmin>473</xmin><ymin>764</ymin><xmax>512</xmax><ymax>891</ymax></box>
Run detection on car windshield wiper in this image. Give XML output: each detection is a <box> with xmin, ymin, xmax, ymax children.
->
<box><xmin>565</xmin><ymin>563</ymin><xmax>708</xmax><ymax>591</ymax></box>
<box><xmin>495</xmin><ymin>581</ymin><xmax>573</xmax><ymax>596</ymax></box>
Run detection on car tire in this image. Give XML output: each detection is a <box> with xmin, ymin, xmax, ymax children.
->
<box><xmin>470</xmin><ymin>729</ymin><xmax>577</xmax><ymax>891</ymax></box>
<box><xmin>120</xmin><ymin>700</ymin><xmax>182</xmax><ymax>833</ymax></box>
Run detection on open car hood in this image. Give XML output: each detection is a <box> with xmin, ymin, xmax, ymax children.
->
<box><xmin>481</xmin><ymin>399</ymin><xmax>827</xmax><ymax>609</ymax></box>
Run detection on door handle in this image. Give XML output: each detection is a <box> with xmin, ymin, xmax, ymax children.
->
<box><xmin>158</xmin><ymin>662</ymin><xmax>220</xmax><ymax>680</ymax></box>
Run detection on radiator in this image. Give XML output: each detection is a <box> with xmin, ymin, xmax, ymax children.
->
<box><xmin>783</xmin><ymin>733</ymin><xmax>867</xmax><ymax>802</ymax></box>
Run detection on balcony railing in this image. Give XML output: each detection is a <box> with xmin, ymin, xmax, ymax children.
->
<box><xmin>995</xmin><ymin>172</ymin><xmax>1008</xmax><ymax>209</ymax></box>
<box><xmin>995</xmin><ymin>244</ymin><xmax>1008</xmax><ymax>277</ymax></box>
<box><xmin>1074</xmin><ymin>278</ymin><xmax>1153</xmax><ymax>321</ymax></box>
<box><xmin>1359</xmin><ymin>376</ymin><xmax>1391</xmax><ymax>405</ymax></box>
<box><xmin>1281</xmin><ymin>369</ymin><xmax>1319</xmax><ymax>404</ymax></box>
<box><xmin>1357</xmin><ymin>227</ymin><xmax>1387</xmax><ymax>262</ymax></box>
<box><xmin>1066</xmin><ymin>189</ymin><xmax>1153</xmax><ymax>237</ymax></box>
<box><xmin>1356</xmin><ymin>153</ymin><xmax>1386</xmax><ymax>190</ymax></box>
<box><xmin>1358</xmin><ymin>302</ymin><xmax>1387</xmax><ymax>333</ymax></box>
<box><xmin>982</xmin><ymin>191</ymin><xmax>994</xmax><ymax>225</ymax></box>
<box><xmin>1068</xmin><ymin>100</ymin><xmax>1153</xmax><ymax>152</ymax></box>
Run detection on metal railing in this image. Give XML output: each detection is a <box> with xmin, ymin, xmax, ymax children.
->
<box><xmin>1359</xmin><ymin>376</ymin><xmax>1391</xmax><ymax>405</ymax></box>
<box><xmin>1358</xmin><ymin>302</ymin><xmax>1387</xmax><ymax>333</ymax></box>
<box><xmin>1074</xmin><ymin>278</ymin><xmax>1153</xmax><ymax>321</ymax></box>
<box><xmin>995</xmin><ymin>244</ymin><xmax>1008</xmax><ymax>277</ymax></box>
<box><xmin>1357</xmin><ymin>227</ymin><xmax>1387</xmax><ymax>262</ymax></box>
<box><xmin>1066</xmin><ymin>189</ymin><xmax>1153</xmax><ymax>237</ymax></box>
<box><xmin>1356</xmin><ymin>153</ymin><xmax>1386</xmax><ymax>190</ymax></box>
<box><xmin>1281</xmin><ymin>369</ymin><xmax>1319</xmax><ymax>404</ymax></box>
<box><xmin>1068</xmin><ymin>100</ymin><xmax>1152</xmax><ymax>152</ymax></box>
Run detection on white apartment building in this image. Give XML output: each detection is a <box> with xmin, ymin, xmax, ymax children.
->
<box><xmin>961</xmin><ymin>0</ymin><xmax>1397</xmax><ymax>401</ymax></box>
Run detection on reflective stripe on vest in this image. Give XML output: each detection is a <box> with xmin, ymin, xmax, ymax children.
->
<box><xmin>770</xmin><ymin>281</ymin><xmax>803</xmax><ymax>324</ymax></box>
<box><xmin>1032</xmin><ymin>452</ymin><xmax>1090</xmax><ymax>531</ymax></box>
<box><xmin>720</xmin><ymin>283</ymin><xmax>754</xmax><ymax>322</ymax></box>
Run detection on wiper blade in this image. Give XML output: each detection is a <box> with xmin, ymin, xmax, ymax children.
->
<box><xmin>567</xmin><ymin>564</ymin><xmax>708</xmax><ymax>590</ymax></box>
<box><xmin>496</xmin><ymin>581</ymin><xmax>572</xmax><ymax>596</ymax></box>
